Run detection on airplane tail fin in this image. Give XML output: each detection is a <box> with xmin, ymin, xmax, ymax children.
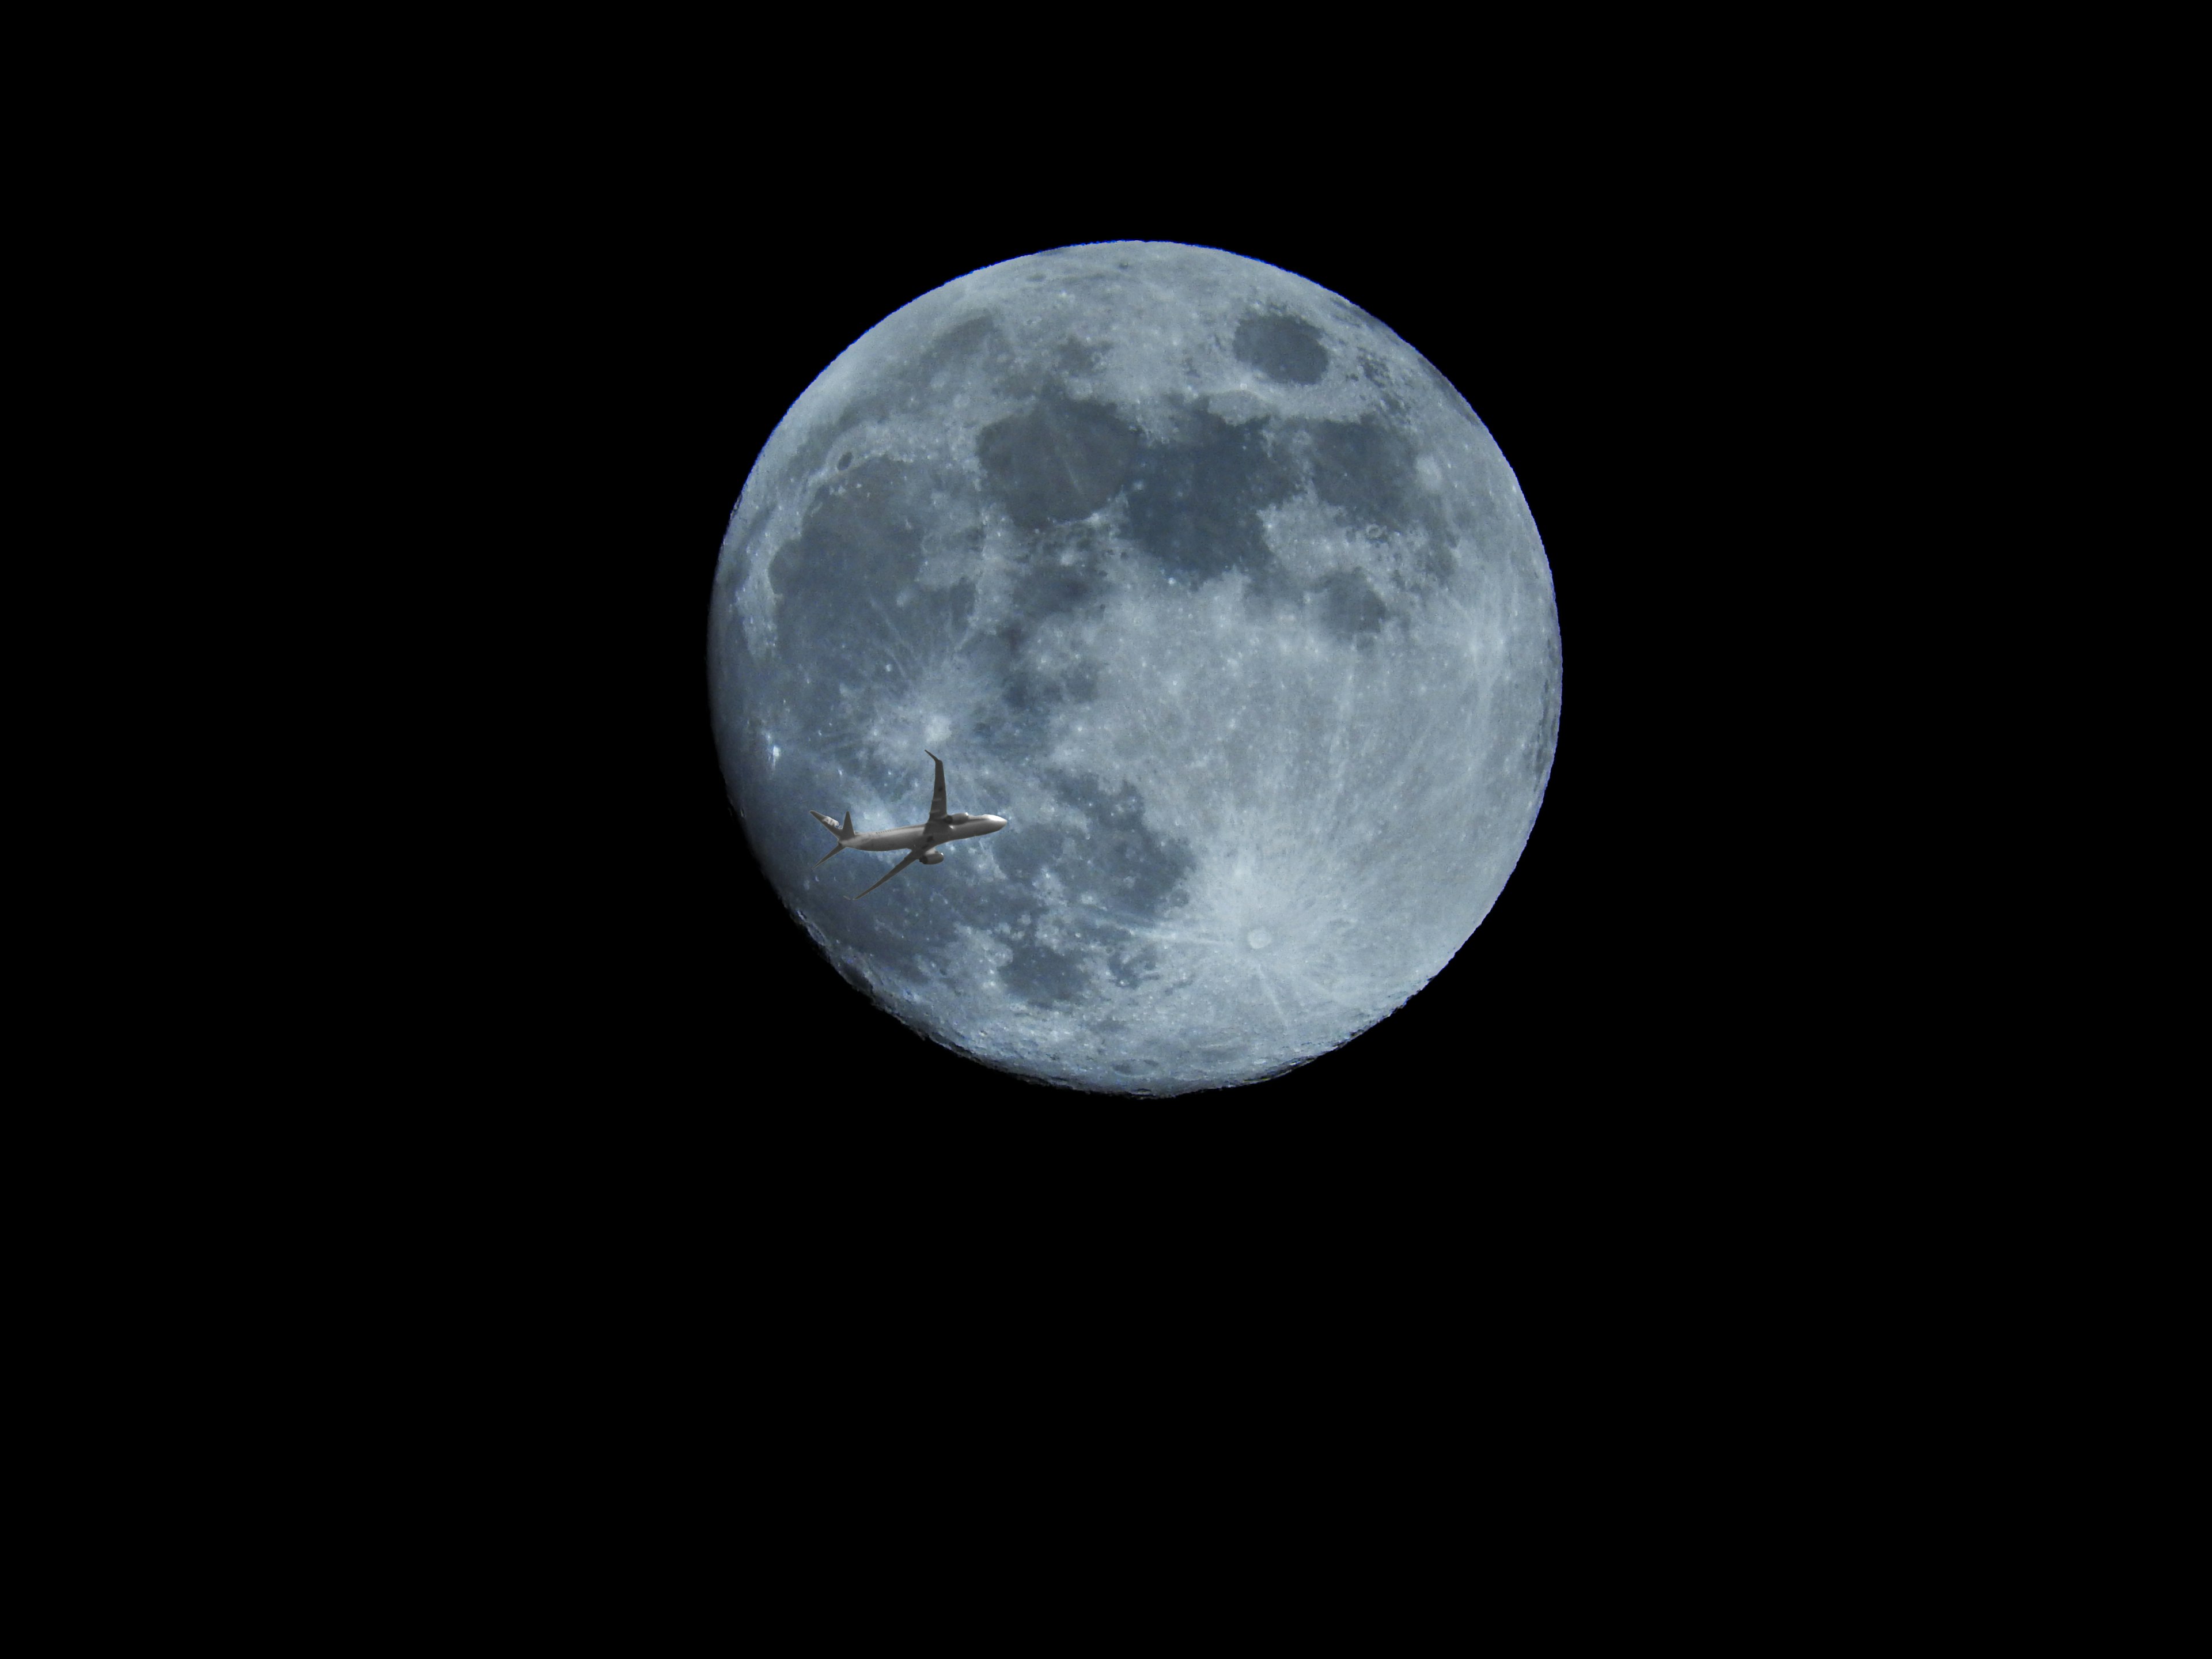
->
<box><xmin>809</xmin><ymin>809</ymin><xmax>855</xmax><ymax>865</ymax></box>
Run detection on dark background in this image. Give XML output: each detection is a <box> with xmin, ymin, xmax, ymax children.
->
<box><xmin>315</xmin><ymin>155</ymin><xmax>1921</xmax><ymax>1453</ymax></box>
<box><xmin>486</xmin><ymin>186</ymin><xmax>1792</xmax><ymax>1152</ymax></box>
<box><xmin>207</xmin><ymin>99</ymin><xmax>2016</xmax><ymax>1515</ymax></box>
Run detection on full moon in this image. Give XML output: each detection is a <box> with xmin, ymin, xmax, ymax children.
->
<box><xmin>709</xmin><ymin>243</ymin><xmax>1560</xmax><ymax>1094</ymax></box>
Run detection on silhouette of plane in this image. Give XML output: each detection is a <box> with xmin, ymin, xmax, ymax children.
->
<box><xmin>808</xmin><ymin>752</ymin><xmax>1009</xmax><ymax>899</ymax></box>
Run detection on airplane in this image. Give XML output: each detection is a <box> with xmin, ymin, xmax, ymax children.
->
<box><xmin>808</xmin><ymin>752</ymin><xmax>1009</xmax><ymax>899</ymax></box>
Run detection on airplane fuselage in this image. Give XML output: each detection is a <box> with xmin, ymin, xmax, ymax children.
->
<box><xmin>847</xmin><ymin>815</ymin><xmax>1007</xmax><ymax>854</ymax></box>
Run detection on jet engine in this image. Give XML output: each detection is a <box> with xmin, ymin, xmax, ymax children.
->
<box><xmin>919</xmin><ymin>849</ymin><xmax>945</xmax><ymax>864</ymax></box>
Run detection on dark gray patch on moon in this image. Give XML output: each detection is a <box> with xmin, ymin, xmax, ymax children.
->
<box><xmin>767</xmin><ymin>458</ymin><xmax>977</xmax><ymax>694</ymax></box>
<box><xmin>1008</xmin><ymin>548</ymin><xmax>1108</xmax><ymax>626</ymax></box>
<box><xmin>1307</xmin><ymin>417</ymin><xmax>1435</xmax><ymax>541</ymax></box>
<box><xmin>921</xmin><ymin>313</ymin><xmax>1001</xmax><ymax>380</ymax></box>
<box><xmin>1056</xmin><ymin>338</ymin><xmax>1105</xmax><ymax>374</ymax></box>
<box><xmin>978</xmin><ymin>392</ymin><xmax>1140</xmax><ymax>530</ymax></box>
<box><xmin>1311</xmin><ymin>568</ymin><xmax>1389</xmax><ymax>642</ymax></box>
<box><xmin>1002</xmin><ymin>938</ymin><xmax>1089</xmax><ymax>1007</ymax></box>
<box><xmin>991</xmin><ymin>768</ymin><xmax>1195</xmax><ymax>921</ymax></box>
<box><xmin>1234</xmin><ymin>312</ymin><xmax>1331</xmax><ymax>384</ymax></box>
<box><xmin>1126</xmin><ymin>408</ymin><xmax>1294</xmax><ymax>584</ymax></box>
<box><xmin>771</xmin><ymin>457</ymin><xmax>924</xmax><ymax>607</ymax></box>
<box><xmin>1003</xmin><ymin>654</ymin><xmax>1099</xmax><ymax>714</ymax></box>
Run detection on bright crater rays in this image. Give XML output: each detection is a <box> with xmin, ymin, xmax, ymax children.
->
<box><xmin>709</xmin><ymin>243</ymin><xmax>1560</xmax><ymax>1094</ymax></box>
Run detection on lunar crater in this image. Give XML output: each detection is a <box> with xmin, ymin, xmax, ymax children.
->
<box><xmin>1233</xmin><ymin>310</ymin><xmax>1331</xmax><ymax>385</ymax></box>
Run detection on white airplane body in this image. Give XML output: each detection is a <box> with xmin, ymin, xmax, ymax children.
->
<box><xmin>809</xmin><ymin>752</ymin><xmax>1008</xmax><ymax>898</ymax></box>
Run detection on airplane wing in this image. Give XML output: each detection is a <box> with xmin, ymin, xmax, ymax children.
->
<box><xmin>925</xmin><ymin>751</ymin><xmax>949</xmax><ymax>827</ymax></box>
<box><xmin>851</xmin><ymin>849</ymin><xmax>923</xmax><ymax>899</ymax></box>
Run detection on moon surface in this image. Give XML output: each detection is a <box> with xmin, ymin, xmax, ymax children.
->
<box><xmin>709</xmin><ymin>243</ymin><xmax>1560</xmax><ymax>1094</ymax></box>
